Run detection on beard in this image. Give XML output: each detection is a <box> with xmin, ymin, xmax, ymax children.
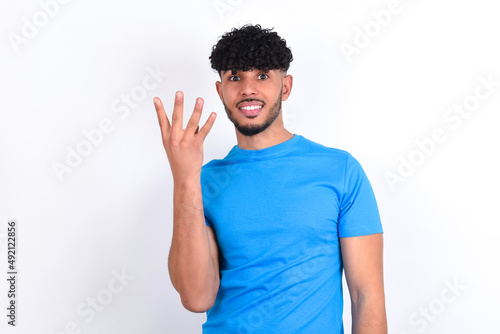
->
<box><xmin>223</xmin><ymin>89</ymin><xmax>283</xmax><ymax>137</ymax></box>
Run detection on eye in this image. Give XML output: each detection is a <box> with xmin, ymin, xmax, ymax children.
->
<box><xmin>258</xmin><ymin>73</ymin><xmax>269</xmax><ymax>80</ymax></box>
<box><xmin>229</xmin><ymin>75</ymin><xmax>240</xmax><ymax>81</ymax></box>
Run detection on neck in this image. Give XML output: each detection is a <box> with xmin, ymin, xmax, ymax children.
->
<box><xmin>235</xmin><ymin>122</ymin><xmax>294</xmax><ymax>150</ymax></box>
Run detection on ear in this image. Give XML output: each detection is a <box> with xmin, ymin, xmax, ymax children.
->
<box><xmin>281</xmin><ymin>74</ymin><xmax>293</xmax><ymax>101</ymax></box>
<box><xmin>215</xmin><ymin>80</ymin><xmax>223</xmax><ymax>102</ymax></box>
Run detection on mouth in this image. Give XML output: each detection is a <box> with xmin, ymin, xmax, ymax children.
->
<box><xmin>237</xmin><ymin>100</ymin><xmax>264</xmax><ymax>117</ymax></box>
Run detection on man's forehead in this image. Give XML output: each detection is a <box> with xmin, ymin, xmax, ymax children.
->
<box><xmin>221</xmin><ymin>68</ymin><xmax>283</xmax><ymax>76</ymax></box>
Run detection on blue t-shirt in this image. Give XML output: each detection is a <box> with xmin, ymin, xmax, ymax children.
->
<box><xmin>200</xmin><ymin>134</ymin><xmax>383</xmax><ymax>333</ymax></box>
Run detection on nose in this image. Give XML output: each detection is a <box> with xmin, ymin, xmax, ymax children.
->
<box><xmin>239</xmin><ymin>77</ymin><xmax>257</xmax><ymax>96</ymax></box>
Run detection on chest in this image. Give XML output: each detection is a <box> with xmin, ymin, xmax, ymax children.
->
<box><xmin>202</xmin><ymin>159</ymin><xmax>343</xmax><ymax>267</ymax></box>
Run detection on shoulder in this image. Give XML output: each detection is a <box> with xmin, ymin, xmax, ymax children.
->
<box><xmin>295</xmin><ymin>136</ymin><xmax>372</xmax><ymax>184</ymax></box>
<box><xmin>295</xmin><ymin>135</ymin><xmax>353</xmax><ymax>162</ymax></box>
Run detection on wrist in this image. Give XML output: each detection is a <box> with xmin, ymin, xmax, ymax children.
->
<box><xmin>173</xmin><ymin>174</ymin><xmax>201</xmax><ymax>188</ymax></box>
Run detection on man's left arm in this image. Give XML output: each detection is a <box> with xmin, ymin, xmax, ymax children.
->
<box><xmin>340</xmin><ymin>233</ymin><xmax>387</xmax><ymax>334</ymax></box>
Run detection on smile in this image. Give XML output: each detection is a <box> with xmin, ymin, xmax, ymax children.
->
<box><xmin>236</xmin><ymin>100</ymin><xmax>265</xmax><ymax>117</ymax></box>
<box><xmin>238</xmin><ymin>105</ymin><xmax>262</xmax><ymax>117</ymax></box>
<box><xmin>239</xmin><ymin>105</ymin><xmax>262</xmax><ymax>111</ymax></box>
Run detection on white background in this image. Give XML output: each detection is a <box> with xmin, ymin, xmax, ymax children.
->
<box><xmin>1</xmin><ymin>0</ymin><xmax>499</xmax><ymax>333</ymax></box>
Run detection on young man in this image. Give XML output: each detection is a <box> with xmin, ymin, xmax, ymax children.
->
<box><xmin>154</xmin><ymin>24</ymin><xmax>387</xmax><ymax>333</ymax></box>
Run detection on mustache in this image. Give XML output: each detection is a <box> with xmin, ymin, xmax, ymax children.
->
<box><xmin>236</xmin><ymin>98</ymin><xmax>265</xmax><ymax>107</ymax></box>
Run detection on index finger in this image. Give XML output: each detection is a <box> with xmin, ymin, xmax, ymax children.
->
<box><xmin>196</xmin><ymin>112</ymin><xmax>217</xmax><ymax>141</ymax></box>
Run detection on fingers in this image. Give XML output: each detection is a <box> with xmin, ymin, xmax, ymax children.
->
<box><xmin>154</xmin><ymin>92</ymin><xmax>216</xmax><ymax>142</ymax></box>
<box><xmin>185</xmin><ymin>98</ymin><xmax>204</xmax><ymax>135</ymax></box>
<box><xmin>185</xmin><ymin>97</ymin><xmax>217</xmax><ymax>140</ymax></box>
<box><xmin>171</xmin><ymin>91</ymin><xmax>184</xmax><ymax>132</ymax></box>
<box><xmin>153</xmin><ymin>97</ymin><xmax>171</xmax><ymax>138</ymax></box>
<box><xmin>197</xmin><ymin>112</ymin><xmax>217</xmax><ymax>140</ymax></box>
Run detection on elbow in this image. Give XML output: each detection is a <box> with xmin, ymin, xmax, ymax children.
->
<box><xmin>181</xmin><ymin>294</ymin><xmax>216</xmax><ymax>313</ymax></box>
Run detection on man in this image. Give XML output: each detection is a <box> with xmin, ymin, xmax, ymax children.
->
<box><xmin>154</xmin><ymin>24</ymin><xmax>387</xmax><ymax>333</ymax></box>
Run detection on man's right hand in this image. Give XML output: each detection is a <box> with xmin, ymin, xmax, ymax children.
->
<box><xmin>154</xmin><ymin>91</ymin><xmax>217</xmax><ymax>182</ymax></box>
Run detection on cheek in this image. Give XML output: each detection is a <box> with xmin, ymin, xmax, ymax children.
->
<box><xmin>223</xmin><ymin>90</ymin><xmax>237</xmax><ymax>103</ymax></box>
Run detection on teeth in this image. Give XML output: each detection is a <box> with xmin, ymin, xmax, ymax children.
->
<box><xmin>240</xmin><ymin>105</ymin><xmax>262</xmax><ymax>111</ymax></box>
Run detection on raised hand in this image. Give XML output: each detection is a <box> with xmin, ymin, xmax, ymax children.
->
<box><xmin>154</xmin><ymin>91</ymin><xmax>216</xmax><ymax>183</ymax></box>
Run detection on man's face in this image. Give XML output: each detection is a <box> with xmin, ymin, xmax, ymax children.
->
<box><xmin>215</xmin><ymin>68</ymin><xmax>292</xmax><ymax>137</ymax></box>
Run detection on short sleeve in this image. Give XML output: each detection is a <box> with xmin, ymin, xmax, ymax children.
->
<box><xmin>338</xmin><ymin>154</ymin><xmax>383</xmax><ymax>237</ymax></box>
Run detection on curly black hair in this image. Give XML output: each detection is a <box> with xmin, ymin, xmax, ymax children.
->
<box><xmin>209</xmin><ymin>24</ymin><xmax>293</xmax><ymax>75</ymax></box>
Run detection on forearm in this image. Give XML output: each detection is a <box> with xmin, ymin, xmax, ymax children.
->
<box><xmin>351</xmin><ymin>293</ymin><xmax>387</xmax><ymax>334</ymax></box>
<box><xmin>168</xmin><ymin>178</ymin><xmax>218</xmax><ymax>312</ymax></box>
